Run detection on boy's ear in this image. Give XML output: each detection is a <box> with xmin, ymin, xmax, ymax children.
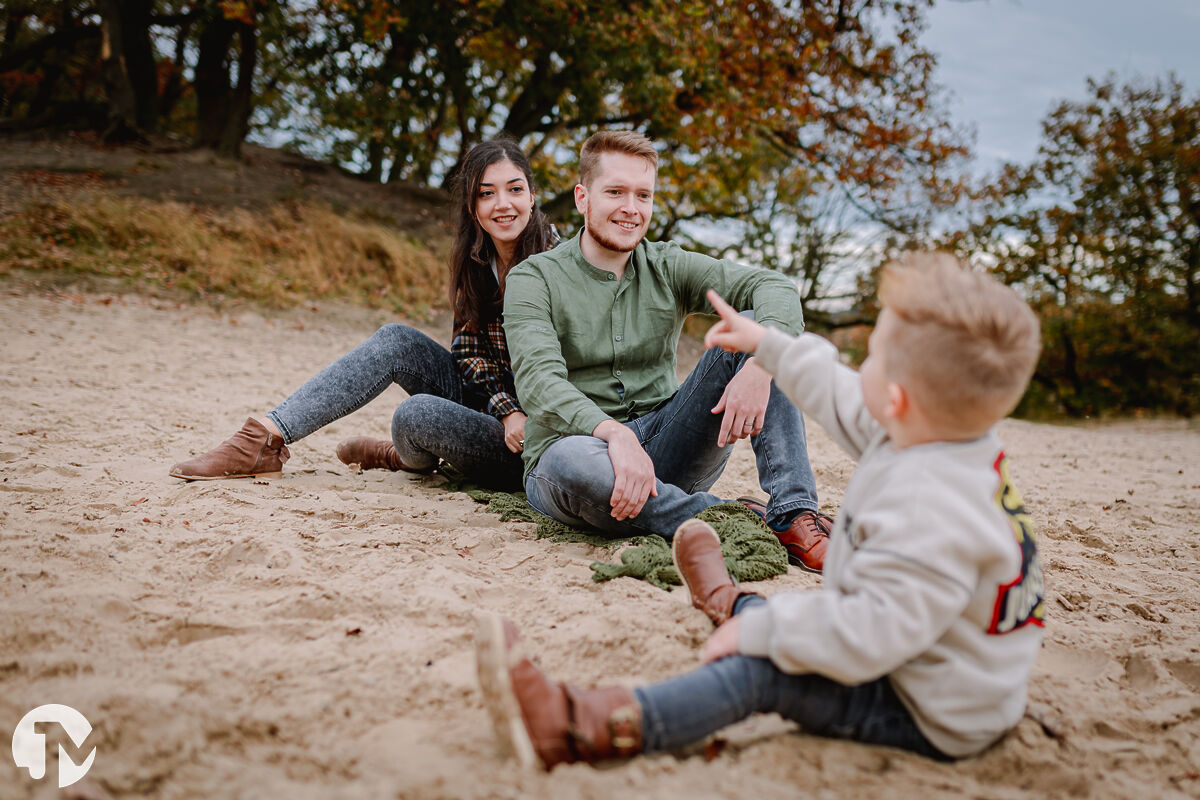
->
<box><xmin>885</xmin><ymin>381</ymin><xmax>908</xmax><ymax>420</ymax></box>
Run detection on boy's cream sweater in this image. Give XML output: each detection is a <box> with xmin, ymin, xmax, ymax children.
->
<box><xmin>740</xmin><ymin>330</ymin><xmax>1045</xmax><ymax>757</ymax></box>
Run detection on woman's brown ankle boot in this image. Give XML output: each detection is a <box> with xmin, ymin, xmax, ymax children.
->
<box><xmin>169</xmin><ymin>418</ymin><xmax>290</xmax><ymax>480</ymax></box>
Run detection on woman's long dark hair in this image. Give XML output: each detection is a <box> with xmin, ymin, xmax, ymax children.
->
<box><xmin>448</xmin><ymin>138</ymin><xmax>554</xmax><ymax>332</ymax></box>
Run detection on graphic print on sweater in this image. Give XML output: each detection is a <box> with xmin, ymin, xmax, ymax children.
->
<box><xmin>988</xmin><ymin>452</ymin><xmax>1045</xmax><ymax>634</ymax></box>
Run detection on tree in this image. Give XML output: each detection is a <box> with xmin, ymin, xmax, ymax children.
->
<box><xmin>276</xmin><ymin>0</ymin><xmax>965</xmax><ymax>209</ymax></box>
<box><xmin>948</xmin><ymin>75</ymin><xmax>1200</xmax><ymax>416</ymax></box>
<box><xmin>193</xmin><ymin>0</ymin><xmax>271</xmax><ymax>156</ymax></box>
<box><xmin>97</xmin><ymin>0</ymin><xmax>158</xmax><ymax>140</ymax></box>
<box><xmin>0</xmin><ymin>1</ymin><xmax>104</xmax><ymax>129</ymax></box>
<box><xmin>257</xmin><ymin>0</ymin><xmax>966</xmax><ymax>328</ymax></box>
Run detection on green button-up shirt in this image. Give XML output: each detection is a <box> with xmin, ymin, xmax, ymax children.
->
<box><xmin>503</xmin><ymin>233</ymin><xmax>804</xmax><ymax>480</ymax></box>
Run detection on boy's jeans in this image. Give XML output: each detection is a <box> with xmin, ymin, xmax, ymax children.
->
<box><xmin>266</xmin><ymin>323</ymin><xmax>523</xmax><ymax>489</ymax></box>
<box><xmin>634</xmin><ymin>596</ymin><xmax>949</xmax><ymax>760</ymax></box>
<box><xmin>524</xmin><ymin>343</ymin><xmax>820</xmax><ymax>538</ymax></box>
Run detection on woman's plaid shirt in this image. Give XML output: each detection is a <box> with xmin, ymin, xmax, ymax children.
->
<box><xmin>451</xmin><ymin>311</ymin><xmax>522</xmax><ymax>420</ymax></box>
<box><xmin>452</xmin><ymin>229</ymin><xmax>558</xmax><ymax>420</ymax></box>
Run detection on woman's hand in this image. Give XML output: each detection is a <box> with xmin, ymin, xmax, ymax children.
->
<box><xmin>501</xmin><ymin>411</ymin><xmax>527</xmax><ymax>453</ymax></box>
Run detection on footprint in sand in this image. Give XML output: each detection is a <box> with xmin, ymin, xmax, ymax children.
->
<box><xmin>1121</xmin><ymin>652</ymin><xmax>1163</xmax><ymax>691</ymax></box>
<box><xmin>150</xmin><ymin>619</ymin><xmax>242</xmax><ymax>647</ymax></box>
<box><xmin>1165</xmin><ymin>659</ymin><xmax>1200</xmax><ymax>693</ymax></box>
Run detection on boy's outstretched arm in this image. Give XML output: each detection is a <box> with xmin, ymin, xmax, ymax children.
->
<box><xmin>704</xmin><ymin>290</ymin><xmax>766</xmax><ymax>354</ymax></box>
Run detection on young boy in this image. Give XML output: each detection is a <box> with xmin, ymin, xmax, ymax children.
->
<box><xmin>475</xmin><ymin>253</ymin><xmax>1045</xmax><ymax>767</ymax></box>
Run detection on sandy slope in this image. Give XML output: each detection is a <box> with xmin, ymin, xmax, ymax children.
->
<box><xmin>1</xmin><ymin>283</ymin><xmax>1198</xmax><ymax>800</ymax></box>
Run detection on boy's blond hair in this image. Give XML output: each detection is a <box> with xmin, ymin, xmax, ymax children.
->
<box><xmin>878</xmin><ymin>253</ymin><xmax>1041</xmax><ymax>434</ymax></box>
<box><xmin>579</xmin><ymin>131</ymin><xmax>658</xmax><ymax>186</ymax></box>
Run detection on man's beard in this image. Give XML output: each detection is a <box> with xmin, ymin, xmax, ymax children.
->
<box><xmin>586</xmin><ymin>214</ymin><xmax>643</xmax><ymax>254</ymax></box>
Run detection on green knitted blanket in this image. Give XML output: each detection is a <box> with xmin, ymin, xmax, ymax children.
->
<box><xmin>452</xmin><ymin>479</ymin><xmax>788</xmax><ymax>591</ymax></box>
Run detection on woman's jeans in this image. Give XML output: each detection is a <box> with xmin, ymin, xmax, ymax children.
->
<box><xmin>524</xmin><ymin>344</ymin><xmax>819</xmax><ymax>538</ymax></box>
<box><xmin>634</xmin><ymin>595</ymin><xmax>949</xmax><ymax>760</ymax></box>
<box><xmin>266</xmin><ymin>323</ymin><xmax>523</xmax><ymax>489</ymax></box>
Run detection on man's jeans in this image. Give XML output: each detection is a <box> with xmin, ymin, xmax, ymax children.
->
<box><xmin>267</xmin><ymin>323</ymin><xmax>523</xmax><ymax>489</ymax></box>
<box><xmin>634</xmin><ymin>595</ymin><xmax>949</xmax><ymax>760</ymax></box>
<box><xmin>524</xmin><ymin>344</ymin><xmax>819</xmax><ymax>537</ymax></box>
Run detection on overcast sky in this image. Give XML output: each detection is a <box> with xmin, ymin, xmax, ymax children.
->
<box><xmin>922</xmin><ymin>0</ymin><xmax>1200</xmax><ymax>172</ymax></box>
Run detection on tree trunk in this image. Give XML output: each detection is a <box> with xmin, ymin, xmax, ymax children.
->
<box><xmin>122</xmin><ymin>0</ymin><xmax>159</xmax><ymax>132</ymax></box>
<box><xmin>1059</xmin><ymin>327</ymin><xmax>1083</xmax><ymax>417</ymax></box>
<box><xmin>97</xmin><ymin>0</ymin><xmax>140</xmax><ymax>141</ymax></box>
<box><xmin>193</xmin><ymin>2</ymin><xmax>259</xmax><ymax>158</ymax></box>
<box><xmin>365</xmin><ymin>137</ymin><xmax>385</xmax><ymax>183</ymax></box>
<box><xmin>216</xmin><ymin>17</ymin><xmax>257</xmax><ymax>157</ymax></box>
<box><xmin>159</xmin><ymin>18</ymin><xmax>193</xmax><ymax>122</ymax></box>
<box><xmin>0</xmin><ymin>11</ymin><xmax>21</xmax><ymax>115</ymax></box>
<box><xmin>193</xmin><ymin>7</ymin><xmax>236</xmax><ymax>150</ymax></box>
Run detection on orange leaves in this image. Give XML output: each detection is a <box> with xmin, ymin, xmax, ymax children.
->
<box><xmin>219</xmin><ymin>0</ymin><xmax>257</xmax><ymax>26</ymax></box>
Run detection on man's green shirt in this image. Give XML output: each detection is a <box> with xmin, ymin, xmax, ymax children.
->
<box><xmin>503</xmin><ymin>233</ymin><xmax>804</xmax><ymax>480</ymax></box>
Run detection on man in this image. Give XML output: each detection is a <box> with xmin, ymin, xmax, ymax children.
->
<box><xmin>502</xmin><ymin>131</ymin><xmax>831</xmax><ymax>570</ymax></box>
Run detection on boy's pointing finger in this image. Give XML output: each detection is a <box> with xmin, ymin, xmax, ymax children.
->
<box><xmin>706</xmin><ymin>289</ymin><xmax>737</xmax><ymax>320</ymax></box>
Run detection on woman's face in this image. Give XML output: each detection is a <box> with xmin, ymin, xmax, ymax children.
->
<box><xmin>474</xmin><ymin>159</ymin><xmax>534</xmax><ymax>249</ymax></box>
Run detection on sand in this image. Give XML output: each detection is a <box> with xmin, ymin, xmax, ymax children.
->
<box><xmin>1</xmin><ymin>282</ymin><xmax>1198</xmax><ymax>800</ymax></box>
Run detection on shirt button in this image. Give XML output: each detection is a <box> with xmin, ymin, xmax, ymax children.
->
<box><xmin>615</xmin><ymin>369</ymin><xmax>622</xmax><ymax>376</ymax></box>
<box><xmin>615</xmin><ymin>335</ymin><xmax>622</xmax><ymax>342</ymax></box>
<box><xmin>607</xmin><ymin>274</ymin><xmax>615</xmax><ymax>280</ymax></box>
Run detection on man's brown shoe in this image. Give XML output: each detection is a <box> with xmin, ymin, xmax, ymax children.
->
<box><xmin>739</xmin><ymin>497</ymin><xmax>833</xmax><ymax>574</ymax></box>
<box><xmin>672</xmin><ymin>519</ymin><xmax>755</xmax><ymax>626</ymax></box>
<box><xmin>169</xmin><ymin>417</ymin><xmax>290</xmax><ymax>480</ymax></box>
<box><xmin>335</xmin><ymin>437</ymin><xmax>416</xmax><ymax>472</ymax></box>
<box><xmin>474</xmin><ymin>614</ymin><xmax>642</xmax><ymax>770</ymax></box>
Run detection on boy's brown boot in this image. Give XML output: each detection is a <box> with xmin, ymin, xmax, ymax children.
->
<box><xmin>169</xmin><ymin>418</ymin><xmax>290</xmax><ymax>480</ymax></box>
<box><xmin>739</xmin><ymin>497</ymin><xmax>833</xmax><ymax>574</ymax></box>
<box><xmin>475</xmin><ymin>614</ymin><xmax>642</xmax><ymax>770</ymax></box>
<box><xmin>672</xmin><ymin>519</ymin><xmax>756</xmax><ymax>626</ymax></box>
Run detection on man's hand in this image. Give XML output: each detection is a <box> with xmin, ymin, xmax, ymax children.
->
<box><xmin>501</xmin><ymin>411</ymin><xmax>527</xmax><ymax>453</ymax></box>
<box><xmin>702</xmin><ymin>617</ymin><xmax>742</xmax><ymax>663</ymax></box>
<box><xmin>704</xmin><ymin>289</ymin><xmax>767</xmax><ymax>355</ymax></box>
<box><xmin>711</xmin><ymin>358</ymin><xmax>771</xmax><ymax>446</ymax></box>
<box><xmin>593</xmin><ymin>419</ymin><xmax>658</xmax><ymax>521</ymax></box>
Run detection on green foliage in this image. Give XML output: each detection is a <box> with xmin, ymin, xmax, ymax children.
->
<box><xmin>950</xmin><ymin>75</ymin><xmax>1200</xmax><ymax>418</ymax></box>
<box><xmin>7</xmin><ymin>0</ymin><xmax>967</xmax><ymax>335</ymax></box>
<box><xmin>0</xmin><ymin>2</ymin><xmax>104</xmax><ymax>121</ymax></box>
<box><xmin>270</xmin><ymin>1</ymin><xmax>967</xmax><ymax>237</ymax></box>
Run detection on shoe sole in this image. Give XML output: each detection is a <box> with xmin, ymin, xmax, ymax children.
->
<box><xmin>671</xmin><ymin>519</ymin><xmax>721</xmax><ymax>602</ymax></box>
<box><xmin>474</xmin><ymin>613</ymin><xmax>538</xmax><ymax>770</ymax></box>
<box><xmin>168</xmin><ymin>471</ymin><xmax>283</xmax><ymax>481</ymax></box>
<box><xmin>789</xmin><ymin>553</ymin><xmax>822</xmax><ymax>574</ymax></box>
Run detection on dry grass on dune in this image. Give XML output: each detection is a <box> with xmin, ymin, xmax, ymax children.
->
<box><xmin>0</xmin><ymin>189</ymin><xmax>447</xmax><ymax>313</ymax></box>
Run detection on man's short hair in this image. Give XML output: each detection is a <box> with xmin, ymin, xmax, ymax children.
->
<box><xmin>878</xmin><ymin>253</ymin><xmax>1041</xmax><ymax>433</ymax></box>
<box><xmin>579</xmin><ymin>131</ymin><xmax>659</xmax><ymax>186</ymax></box>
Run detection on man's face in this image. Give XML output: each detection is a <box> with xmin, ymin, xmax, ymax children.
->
<box><xmin>575</xmin><ymin>152</ymin><xmax>655</xmax><ymax>254</ymax></box>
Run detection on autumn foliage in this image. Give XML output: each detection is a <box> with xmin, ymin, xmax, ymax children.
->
<box><xmin>4</xmin><ymin>4</ymin><xmax>1197</xmax><ymax>418</ymax></box>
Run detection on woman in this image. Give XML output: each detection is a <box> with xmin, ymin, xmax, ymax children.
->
<box><xmin>169</xmin><ymin>139</ymin><xmax>556</xmax><ymax>491</ymax></box>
